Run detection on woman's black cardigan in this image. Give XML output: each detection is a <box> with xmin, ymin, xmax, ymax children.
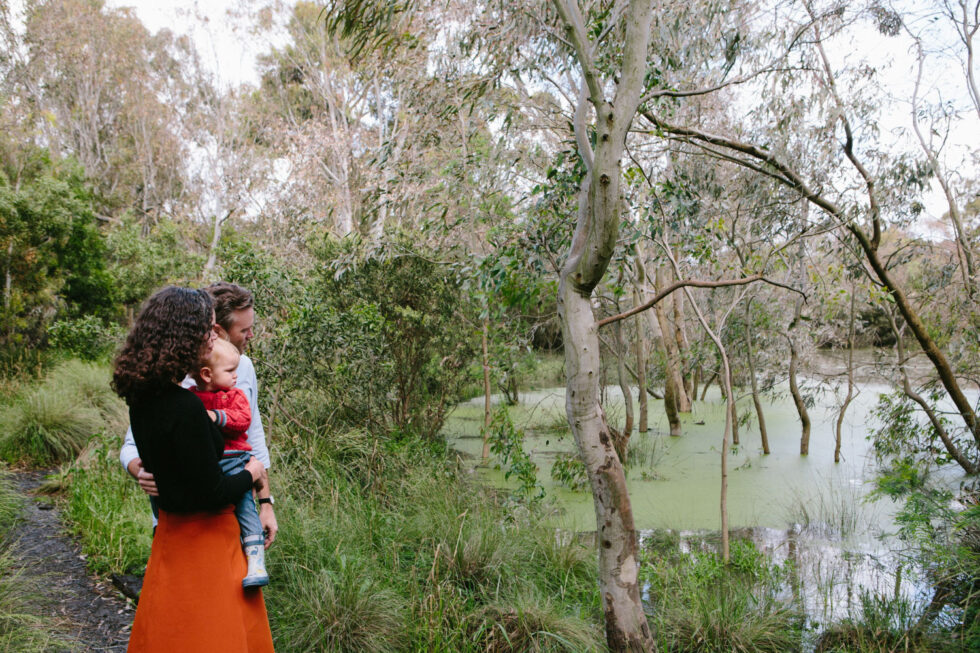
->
<box><xmin>129</xmin><ymin>384</ymin><xmax>253</xmax><ymax>513</ymax></box>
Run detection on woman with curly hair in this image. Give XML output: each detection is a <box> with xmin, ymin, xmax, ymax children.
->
<box><xmin>113</xmin><ymin>286</ymin><xmax>273</xmax><ymax>652</ymax></box>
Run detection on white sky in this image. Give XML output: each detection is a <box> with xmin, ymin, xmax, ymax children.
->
<box><xmin>105</xmin><ymin>0</ymin><xmax>268</xmax><ymax>87</ymax></box>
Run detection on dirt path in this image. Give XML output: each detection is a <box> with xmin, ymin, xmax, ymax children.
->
<box><xmin>9</xmin><ymin>470</ymin><xmax>134</xmax><ymax>652</ymax></box>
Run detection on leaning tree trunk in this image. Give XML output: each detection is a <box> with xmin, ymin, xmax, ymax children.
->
<box><xmin>552</xmin><ymin>0</ymin><xmax>656</xmax><ymax>648</ymax></box>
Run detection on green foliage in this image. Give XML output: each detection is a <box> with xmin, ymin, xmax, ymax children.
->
<box><xmin>0</xmin><ymin>156</ymin><xmax>115</xmax><ymax>348</ymax></box>
<box><xmin>104</xmin><ymin>217</ymin><xmax>204</xmax><ymax>309</ymax></box>
<box><xmin>550</xmin><ymin>453</ymin><xmax>588</xmax><ymax>492</ymax></box>
<box><xmin>487</xmin><ymin>407</ymin><xmax>544</xmax><ymax>503</ymax></box>
<box><xmin>642</xmin><ymin>537</ymin><xmax>803</xmax><ymax>653</ymax></box>
<box><xmin>278</xmin><ymin>236</ymin><xmax>477</xmax><ymax>439</ymax></box>
<box><xmin>47</xmin><ymin>315</ymin><xmax>124</xmax><ymax>361</ymax></box>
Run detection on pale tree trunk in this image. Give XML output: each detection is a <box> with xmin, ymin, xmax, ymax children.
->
<box><xmin>553</xmin><ymin>0</ymin><xmax>656</xmax><ymax>648</ymax></box>
<box><xmin>729</xmin><ymin>361</ymin><xmax>740</xmax><ymax>446</ymax></box>
<box><xmin>613</xmin><ymin>317</ymin><xmax>634</xmax><ymax>463</ymax></box>
<box><xmin>787</xmin><ymin>298</ymin><xmax>811</xmax><ymax>455</ymax></box>
<box><xmin>744</xmin><ymin>301</ymin><xmax>770</xmax><ymax>454</ymax></box>
<box><xmin>834</xmin><ymin>290</ymin><xmax>856</xmax><ymax>464</ymax></box>
<box><xmin>481</xmin><ymin>318</ymin><xmax>492</xmax><ymax>461</ymax></box>
<box><xmin>633</xmin><ymin>287</ymin><xmax>649</xmax><ymax>433</ymax></box>
<box><xmin>672</xmin><ymin>289</ymin><xmax>693</xmax><ymax>405</ymax></box>
<box><xmin>679</xmin><ymin>281</ymin><xmax>733</xmax><ymax>562</ymax></box>
<box><xmin>202</xmin><ymin>209</ymin><xmax>234</xmax><ymax>281</ymax></box>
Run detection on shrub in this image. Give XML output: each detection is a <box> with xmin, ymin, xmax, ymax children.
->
<box><xmin>47</xmin><ymin>316</ymin><xmax>123</xmax><ymax>361</ymax></box>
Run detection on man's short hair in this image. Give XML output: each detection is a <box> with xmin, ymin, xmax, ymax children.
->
<box><xmin>205</xmin><ymin>282</ymin><xmax>254</xmax><ymax>331</ymax></box>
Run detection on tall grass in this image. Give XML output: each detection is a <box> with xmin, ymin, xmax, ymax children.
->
<box><xmin>642</xmin><ymin>536</ymin><xmax>804</xmax><ymax>653</ymax></box>
<box><xmin>815</xmin><ymin>590</ymin><xmax>936</xmax><ymax>652</ymax></box>
<box><xmin>267</xmin><ymin>433</ymin><xmax>603</xmax><ymax>652</ymax></box>
<box><xmin>62</xmin><ymin>431</ymin><xmax>153</xmax><ymax>575</ymax></box>
<box><xmin>0</xmin><ymin>360</ymin><xmax>121</xmax><ymax>467</ymax></box>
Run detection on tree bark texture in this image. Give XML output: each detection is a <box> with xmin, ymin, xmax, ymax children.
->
<box><xmin>552</xmin><ymin>0</ymin><xmax>657</xmax><ymax>647</ymax></box>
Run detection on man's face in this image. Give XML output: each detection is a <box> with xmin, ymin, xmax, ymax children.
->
<box><xmin>214</xmin><ymin>307</ymin><xmax>255</xmax><ymax>353</ymax></box>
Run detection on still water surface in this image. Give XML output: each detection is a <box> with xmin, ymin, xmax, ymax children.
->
<box><xmin>443</xmin><ymin>370</ymin><xmax>954</xmax><ymax>623</ymax></box>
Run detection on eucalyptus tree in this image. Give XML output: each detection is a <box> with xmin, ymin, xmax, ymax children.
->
<box><xmin>3</xmin><ymin>0</ymin><xmax>195</xmax><ymax>225</ymax></box>
<box><xmin>641</xmin><ymin>0</ymin><xmax>980</xmax><ymax>474</ymax></box>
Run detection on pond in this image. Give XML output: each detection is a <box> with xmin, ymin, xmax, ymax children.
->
<box><xmin>443</xmin><ymin>364</ymin><xmax>947</xmax><ymax>625</ymax></box>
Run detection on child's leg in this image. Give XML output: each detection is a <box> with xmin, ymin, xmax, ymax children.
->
<box><xmin>220</xmin><ymin>452</ymin><xmax>268</xmax><ymax>588</ymax></box>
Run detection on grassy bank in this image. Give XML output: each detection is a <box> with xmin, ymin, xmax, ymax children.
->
<box><xmin>6</xmin><ymin>356</ymin><xmax>975</xmax><ymax>652</ymax></box>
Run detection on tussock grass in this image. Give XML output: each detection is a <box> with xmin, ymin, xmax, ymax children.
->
<box><xmin>465</xmin><ymin>591</ymin><xmax>602</xmax><ymax>652</ymax></box>
<box><xmin>815</xmin><ymin>591</ymin><xmax>934</xmax><ymax>652</ymax></box>
<box><xmin>0</xmin><ymin>386</ymin><xmax>102</xmax><ymax>466</ymax></box>
<box><xmin>267</xmin><ymin>432</ymin><xmax>603</xmax><ymax>652</ymax></box>
<box><xmin>784</xmin><ymin>476</ymin><xmax>862</xmax><ymax>540</ymax></box>
<box><xmin>643</xmin><ymin>537</ymin><xmax>804</xmax><ymax>653</ymax></box>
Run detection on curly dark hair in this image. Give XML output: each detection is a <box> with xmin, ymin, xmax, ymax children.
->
<box><xmin>204</xmin><ymin>282</ymin><xmax>253</xmax><ymax>332</ymax></box>
<box><xmin>112</xmin><ymin>286</ymin><xmax>214</xmax><ymax>404</ymax></box>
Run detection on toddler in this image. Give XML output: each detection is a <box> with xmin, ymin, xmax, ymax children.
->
<box><xmin>192</xmin><ymin>338</ymin><xmax>269</xmax><ymax>588</ymax></box>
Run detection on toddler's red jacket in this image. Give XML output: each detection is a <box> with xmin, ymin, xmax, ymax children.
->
<box><xmin>192</xmin><ymin>387</ymin><xmax>252</xmax><ymax>452</ymax></box>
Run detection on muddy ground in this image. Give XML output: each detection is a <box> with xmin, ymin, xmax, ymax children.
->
<box><xmin>9</xmin><ymin>470</ymin><xmax>134</xmax><ymax>652</ymax></box>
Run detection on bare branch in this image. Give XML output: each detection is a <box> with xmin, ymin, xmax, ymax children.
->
<box><xmin>598</xmin><ymin>274</ymin><xmax>763</xmax><ymax>327</ymax></box>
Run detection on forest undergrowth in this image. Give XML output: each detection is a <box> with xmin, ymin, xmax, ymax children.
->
<box><xmin>0</xmin><ymin>357</ymin><xmax>976</xmax><ymax>651</ymax></box>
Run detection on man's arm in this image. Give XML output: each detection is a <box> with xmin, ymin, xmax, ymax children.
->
<box><xmin>120</xmin><ymin>426</ymin><xmax>158</xmax><ymax>496</ymax></box>
<box><xmin>237</xmin><ymin>354</ymin><xmax>277</xmax><ymax>548</ymax></box>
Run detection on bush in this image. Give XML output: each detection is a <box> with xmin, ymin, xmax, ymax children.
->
<box><xmin>47</xmin><ymin>316</ymin><xmax>123</xmax><ymax>361</ymax></box>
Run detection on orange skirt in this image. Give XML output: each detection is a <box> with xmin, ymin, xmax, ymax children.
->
<box><xmin>127</xmin><ymin>508</ymin><xmax>275</xmax><ymax>652</ymax></box>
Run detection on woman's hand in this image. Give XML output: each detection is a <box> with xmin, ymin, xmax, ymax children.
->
<box><xmin>245</xmin><ymin>456</ymin><xmax>267</xmax><ymax>491</ymax></box>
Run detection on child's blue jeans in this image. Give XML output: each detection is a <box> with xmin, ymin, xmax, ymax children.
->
<box><xmin>219</xmin><ymin>451</ymin><xmax>265</xmax><ymax>548</ymax></box>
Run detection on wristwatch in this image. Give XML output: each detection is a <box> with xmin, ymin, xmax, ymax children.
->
<box><xmin>258</xmin><ymin>496</ymin><xmax>275</xmax><ymax>506</ymax></box>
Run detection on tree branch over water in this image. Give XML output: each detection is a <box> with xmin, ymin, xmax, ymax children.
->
<box><xmin>598</xmin><ymin>275</ymin><xmax>804</xmax><ymax>328</ymax></box>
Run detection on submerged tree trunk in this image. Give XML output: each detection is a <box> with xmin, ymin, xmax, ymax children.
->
<box><xmin>745</xmin><ymin>324</ymin><xmax>770</xmax><ymax>455</ymax></box>
<box><xmin>481</xmin><ymin>318</ymin><xmax>492</xmax><ymax>461</ymax></box>
<box><xmin>613</xmin><ymin>318</ymin><xmax>634</xmax><ymax>463</ymax></box>
<box><xmin>834</xmin><ymin>292</ymin><xmax>856</xmax><ymax>464</ymax></box>
<box><xmin>633</xmin><ymin>260</ymin><xmax>649</xmax><ymax>433</ymax></box>
<box><xmin>672</xmin><ymin>290</ymin><xmax>693</xmax><ymax>406</ymax></box>
<box><xmin>788</xmin><ymin>332</ymin><xmax>810</xmax><ymax>455</ymax></box>
<box><xmin>655</xmin><ymin>266</ymin><xmax>691</xmax><ymax>413</ymax></box>
<box><xmin>680</xmin><ymin>283</ymin><xmax>732</xmax><ymax>562</ymax></box>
